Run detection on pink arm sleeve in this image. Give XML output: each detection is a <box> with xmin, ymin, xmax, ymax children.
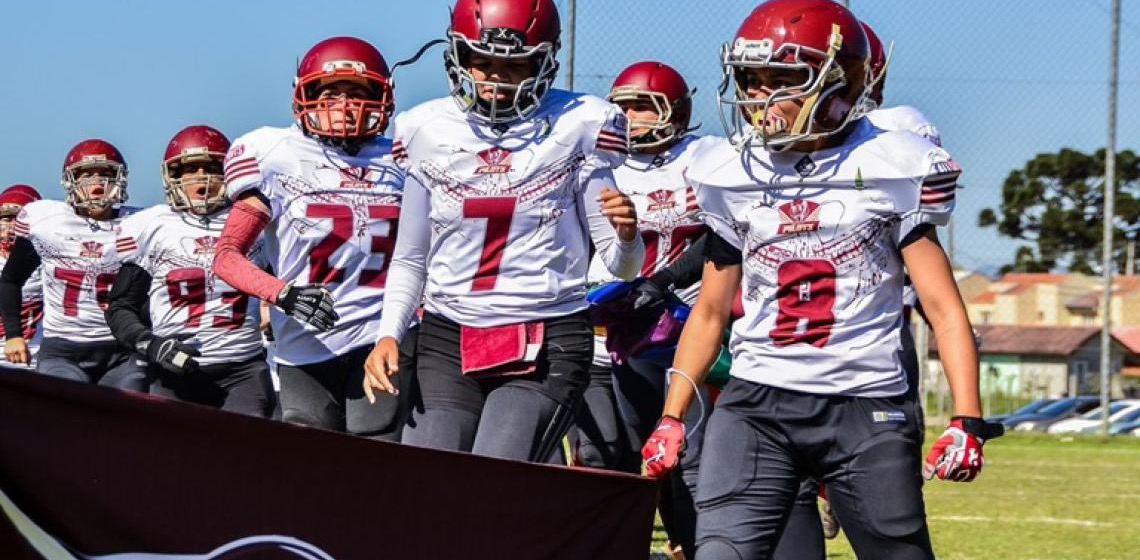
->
<box><xmin>214</xmin><ymin>200</ymin><xmax>286</xmax><ymax>303</ymax></box>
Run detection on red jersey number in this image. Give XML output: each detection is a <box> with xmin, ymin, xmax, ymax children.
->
<box><xmin>769</xmin><ymin>260</ymin><xmax>837</xmax><ymax>348</ymax></box>
<box><xmin>463</xmin><ymin>197</ymin><xmax>517</xmax><ymax>292</ymax></box>
<box><xmin>306</xmin><ymin>204</ymin><xmax>400</xmax><ymax>288</ymax></box>
<box><xmin>55</xmin><ymin>269</ymin><xmax>115</xmax><ymax>316</ymax></box>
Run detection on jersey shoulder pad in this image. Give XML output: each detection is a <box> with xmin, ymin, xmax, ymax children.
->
<box><xmin>869</xmin><ymin>105</ymin><xmax>941</xmax><ymax>146</ymax></box>
<box><xmin>684</xmin><ymin>136</ymin><xmax>739</xmax><ymax>187</ymax></box>
<box><xmin>14</xmin><ymin>200</ymin><xmax>70</xmax><ymax>238</ymax></box>
<box><xmin>391</xmin><ymin>98</ymin><xmax>453</xmax><ymax>168</ymax></box>
<box><xmin>553</xmin><ymin>91</ymin><xmax>628</xmax><ymax>166</ymax></box>
<box><xmin>115</xmin><ymin>205</ymin><xmax>168</xmax><ymax>259</ymax></box>
<box><xmin>225</xmin><ymin>126</ymin><xmax>293</xmax><ymax>198</ymax></box>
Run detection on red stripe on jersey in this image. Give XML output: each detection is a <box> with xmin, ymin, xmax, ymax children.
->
<box><xmin>12</xmin><ymin>221</ymin><xmax>28</xmax><ymax>235</ymax></box>
<box><xmin>921</xmin><ymin>183</ymin><xmax>957</xmax><ymax>194</ymax></box>
<box><xmin>225</xmin><ymin>169</ymin><xmax>261</xmax><ymax>186</ymax></box>
<box><xmin>596</xmin><ymin>140</ymin><xmax>629</xmax><ymax>154</ymax></box>
<box><xmin>922</xmin><ymin>172</ymin><xmax>960</xmax><ymax>186</ymax></box>
<box><xmin>921</xmin><ymin>192</ymin><xmax>955</xmax><ymax>204</ymax></box>
<box><xmin>225</xmin><ymin>156</ymin><xmax>257</xmax><ymax>170</ymax></box>
<box><xmin>224</xmin><ymin>160</ymin><xmax>259</xmax><ymax>179</ymax></box>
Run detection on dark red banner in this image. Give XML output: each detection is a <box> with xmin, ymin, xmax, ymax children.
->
<box><xmin>0</xmin><ymin>372</ymin><xmax>656</xmax><ymax>559</ymax></box>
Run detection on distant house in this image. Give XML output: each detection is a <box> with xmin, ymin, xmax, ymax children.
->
<box><xmin>966</xmin><ymin>272</ymin><xmax>1140</xmax><ymax>328</ymax></box>
<box><xmin>925</xmin><ymin>325</ymin><xmax>1133</xmax><ymax>399</ymax></box>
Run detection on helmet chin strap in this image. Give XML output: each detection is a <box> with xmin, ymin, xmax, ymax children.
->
<box><xmin>790</xmin><ymin>23</ymin><xmax>844</xmax><ymax>136</ymax></box>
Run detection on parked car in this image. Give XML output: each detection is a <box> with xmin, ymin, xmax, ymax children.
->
<box><xmin>988</xmin><ymin>398</ymin><xmax>1057</xmax><ymax>424</ymax></box>
<box><xmin>1007</xmin><ymin>396</ymin><xmax>1103</xmax><ymax>432</ymax></box>
<box><xmin>1049</xmin><ymin>400</ymin><xmax>1140</xmax><ymax>434</ymax></box>
<box><xmin>1091</xmin><ymin>409</ymin><xmax>1140</xmax><ymax>435</ymax></box>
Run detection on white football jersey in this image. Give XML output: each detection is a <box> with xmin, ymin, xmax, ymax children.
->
<box><xmin>590</xmin><ymin>134</ymin><xmax>708</xmax><ymax>304</ymax></box>
<box><xmin>13</xmin><ymin>200</ymin><xmax>138</xmax><ymax>343</ymax></box>
<box><xmin>377</xmin><ymin>90</ymin><xmax>644</xmax><ymax>340</ymax></box>
<box><xmin>690</xmin><ymin>119</ymin><xmax>959</xmax><ymax>396</ymax></box>
<box><xmin>0</xmin><ymin>255</ymin><xmax>42</xmax><ymax>369</ymax></box>
<box><xmin>867</xmin><ymin>105</ymin><xmax>944</xmax><ymax>309</ymax></box>
<box><xmin>867</xmin><ymin>105</ymin><xmax>942</xmax><ymax>147</ymax></box>
<box><xmin>117</xmin><ymin>205</ymin><xmax>266</xmax><ymax>365</ymax></box>
<box><xmin>224</xmin><ymin>125</ymin><xmax>404</xmax><ymax>366</ymax></box>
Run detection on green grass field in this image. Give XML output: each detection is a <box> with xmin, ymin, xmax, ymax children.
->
<box><xmin>651</xmin><ymin>430</ymin><xmax>1140</xmax><ymax>560</ymax></box>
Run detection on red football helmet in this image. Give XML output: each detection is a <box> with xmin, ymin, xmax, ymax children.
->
<box><xmin>62</xmin><ymin>139</ymin><xmax>128</xmax><ymax>210</ymax></box>
<box><xmin>162</xmin><ymin>125</ymin><xmax>231</xmax><ymax>215</ymax></box>
<box><xmin>607</xmin><ymin>61</ymin><xmax>694</xmax><ymax>151</ymax></box>
<box><xmin>0</xmin><ymin>185</ymin><xmax>41</xmax><ymax>252</ymax></box>
<box><xmin>717</xmin><ymin>0</ymin><xmax>870</xmax><ymax>150</ymax></box>
<box><xmin>293</xmin><ymin>37</ymin><xmax>395</xmax><ymax>139</ymax></box>
<box><xmin>862</xmin><ymin>21</ymin><xmax>889</xmax><ymax>107</ymax></box>
<box><xmin>446</xmin><ymin>0</ymin><xmax>561</xmax><ymax>124</ymax></box>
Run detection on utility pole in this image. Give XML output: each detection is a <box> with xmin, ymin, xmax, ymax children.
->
<box><xmin>1127</xmin><ymin>239</ymin><xmax>1135</xmax><ymax>276</ymax></box>
<box><xmin>1100</xmin><ymin>0</ymin><xmax>1121</xmax><ymax>438</ymax></box>
<box><xmin>566</xmin><ymin>0</ymin><xmax>576</xmax><ymax>90</ymax></box>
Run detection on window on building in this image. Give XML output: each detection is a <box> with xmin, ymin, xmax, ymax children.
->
<box><xmin>1072</xmin><ymin>361</ymin><xmax>1088</xmax><ymax>377</ymax></box>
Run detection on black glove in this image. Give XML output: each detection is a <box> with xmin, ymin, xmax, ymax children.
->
<box><xmin>277</xmin><ymin>283</ymin><xmax>338</xmax><ymax>331</ymax></box>
<box><xmin>632</xmin><ymin>275</ymin><xmax>672</xmax><ymax>311</ymax></box>
<box><xmin>139</xmin><ymin>335</ymin><xmax>201</xmax><ymax>376</ymax></box>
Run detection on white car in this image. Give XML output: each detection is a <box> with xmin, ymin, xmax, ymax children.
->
<box><xmin>1048</xmin><ymin>400</ymin><xmax>1140</xmax><ymax>434</ymax></box>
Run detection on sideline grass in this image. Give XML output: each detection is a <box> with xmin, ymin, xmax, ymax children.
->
<box><xmin>651</xmin><ymin>431</ymin><xmax>1140</xmax><ymax>560</ymax></box>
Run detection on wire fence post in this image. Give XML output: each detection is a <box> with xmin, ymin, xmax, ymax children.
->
<box><xmin>566</xmin><ymin>0</ymin><xmax>576</xmax><ymax>91</ymax></box>
<box><xmin>1101</xmin><ymin>0</ymin><xmax>1121</xmax><ymax>438</ymax></box>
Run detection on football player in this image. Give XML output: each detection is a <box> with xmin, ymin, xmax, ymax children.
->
<box><xmin>0</xmin><ymin>185</ymin><xmax>44</xmax><ymax>374</ymax></box>
<box><xmin>364</xmin><ymin>0</ymin><xmax>644</xmax><ymax>463</ymax></box>
<box><xmin>640</xmin><ymin>2</ymin><xmax>996</xmax><ymax>559</ymax></box>
<box><xmin>580</xmin><ymin>60</ymin><xmax>712</xmax><ymax>559</ymax></box>
<box><xmin>0</xmin><ymin>140</ymin><xmax>145</xmax><ymax>389</ymax></box>
<box><xmin>106</xmin><ymin>126</ymin><xmax>275</xmax><ymax>417</ymax></box>
<box><xmin>214</xmin><ymin>37</ymin><xmax>414</xmax><ymax>438</ymax></box>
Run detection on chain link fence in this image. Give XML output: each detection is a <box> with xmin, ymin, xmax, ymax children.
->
<box><xmin>552</xmin><ymin>0</ymin><xmax>1140</xmax><ymax>417</ymax></box>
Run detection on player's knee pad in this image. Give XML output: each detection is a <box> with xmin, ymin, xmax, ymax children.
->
<box><xmin>576</xmin><ymin>440</ymin><xmax>625</xmax><ymax>470</ymax></box>
<box><xmin>694</xmin><ymin>538</ymin><xmax>746</xmax><ymax>560</ymax></box>
<box><xmin>282</xmin><ymin>408</ymin><xmax>332</xmax><ymax>430</ymax></box>
<box><xmin>850</xmin><ymin>437</ymin><xmax>926</xmax><ymax>538</ymax></box>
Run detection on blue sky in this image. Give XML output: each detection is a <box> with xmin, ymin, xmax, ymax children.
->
<box><xmin>1</xmin><ymin>0</ymin><xmax>1136</xmax><ymax>275</ymax></box>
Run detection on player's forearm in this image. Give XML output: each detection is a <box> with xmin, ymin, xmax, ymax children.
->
<box><xmin>584</xmin><ymin>169</ymin><xmax>644</xmax><ymax>280</ymax></box>
<box><xmin>105</xmin><ymin>264</ymin><xmax>154</xmax><ymax>350</ymax></box>
<box><xmin>376</xmin><ymin>176</ymin><xmax>430</xmax><ymax>342</ymax></box>
<box><xmin>929</xmin><ymin>308</ymin><xmax>982</xmax><ymax>417</ymax></box>
<box><xmin>0</xmin><ymin>238</ymin><xmax>38</xmax><ymax>339</ymax></box>
<box><xmin>650</xmin><ymin>231</ymin><xmax>708</xmax><ymax>290</ymax></box>
<box><xmin>662</xmin><ymin>300</ymin><xmax>730</xmax><ymax>418</ymax></box>
<box><xmin>214</xmin><ymin>201</ymin><xmax>285</xmax><ymax>303</ymax></box>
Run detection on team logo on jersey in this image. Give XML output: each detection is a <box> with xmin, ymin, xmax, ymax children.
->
<box><xmin>777</xmin><ymin>199</ymin><xmax>821</xmax><ymax>234</ymax></box>
<box><xmin>794</xmin><ymin>155</ymin><xmax>816</xmax><ymax>177</ymax></box>
<box><xmin>338</xmin><ymin>166</ymin><xmax>377</xmax><ymax>189</ymax></box>
<box><xmin>646</xmin><ymin>189</ymin><xmax>677</xmax><ymax>212</ymax></box>
<box><xmin>79</xmin><ymin>241</ymin><xmax>104</xmax><ymax>258</ymax></box>
<box><xmin>474</xmin><ymin>147</ymin><xmax>514</xmax><ymax>174</ymax></box>
<box><xmin>193</xmin><ymin>236</ymin><xmax>219</xmax><ymax>255</ymax></box>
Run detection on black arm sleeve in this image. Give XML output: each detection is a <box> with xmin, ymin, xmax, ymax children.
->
<box><xmin>105</xmin><ymin>263</ymin><xmax>154</xmax><ymax>351</ymax></box>
<box><xmin>702</xmin><ymin>231</ymin><xmax>743</xmax><ymax>266</ymax></box>
<box><xmin>1</xmin><ymin>237</ymin><xmax>41</xmax><ymax>340</ymax></box>
<box><xmin>648</xmin><ymin>231</ymin><xmax>710</xmax><ymax>291</ymax></box>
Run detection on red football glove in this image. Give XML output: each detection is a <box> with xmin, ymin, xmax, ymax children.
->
<box><xmin>642</xmin><ymin>415</ymin><xmax>685</xmax><ymax>479</ymax></box>
<box><xmin>923</xmin><ymin>416</ymin><xmax>1001</xmax><ymax>482</ymax></box>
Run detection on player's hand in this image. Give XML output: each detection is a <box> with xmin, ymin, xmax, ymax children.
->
<box><xmin>4</xmin><ymin>337</ymin><xmax>30</xmax><ymax>365</ymax></box>
<box><xmin>277</xmin><ymin>283</ymin><xmax>338</xmax><ymax>332</ymax></box>
<box><xmin>598</xmin><ymin>188</ymin><xmax>638</xmax><ymax>242</ymax></box>
<box><xmin>363</xmin><ymin>336</ymin><xmax>401</xmax><ymax>403</ymax></box>
<box><xmin>632</xmin><ymin>276</ymin><xmax>670</xmax><ymax>310</ymax></box>
<box><xmin>923</xmin><ymin>416</ymin><xmax>1003</xmax><ymax>482</ymax></box>
<box><xmin>143</xmin><ymin>335</ymin><xmax>201</xmax><ymax>376</ymax></box>
<box><xmin>642</xmin><ymin>415</ymin><xmax>685</xmax><ymax>479</ymax></box>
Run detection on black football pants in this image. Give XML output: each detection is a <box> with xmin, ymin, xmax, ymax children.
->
<box><xmin>276</xmin><ymin>328</ymin><xmax>417</xmax><ymax>441</ymax></box>
<box><xmin>694</xmin><ymin>378</ymin><xmax>933</xmax><ymax>560</ymax></box>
